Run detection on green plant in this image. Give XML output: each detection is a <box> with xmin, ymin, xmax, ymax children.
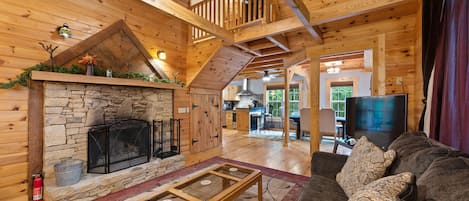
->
<box><xmin>0</xmin><ymin>64</ymin><xmax>185</xmax><ymax>89</ymax></box>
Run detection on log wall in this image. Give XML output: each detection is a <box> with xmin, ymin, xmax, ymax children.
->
<box><xmin>0</xmin><ymin>0</ymin><xmax>189</xmax><ymax>200</ymax></box>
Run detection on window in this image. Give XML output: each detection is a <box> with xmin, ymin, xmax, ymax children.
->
<box><xmin>266</xmin><ymin>87</ymin><xmax>300</xmax><ymax>118</ymax></box>
<box><xmin>330</xmin><ymin>86</ymin><xmax>353</xmax><ymax>118</ymax></box>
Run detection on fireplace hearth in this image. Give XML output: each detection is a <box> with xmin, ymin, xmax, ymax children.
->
<box><xmin>88</xmin><ymin>119</ymin><xmax>151</xmax><ymax>174</ymax></box>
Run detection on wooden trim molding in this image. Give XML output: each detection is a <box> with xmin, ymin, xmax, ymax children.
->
<box><xmin>31</xmin><ymin>71</ymin><xmax>183</xmax><ymax>90</ymax></box>
<box><xmin>28</xmin><ymin>80</ymin><xmax>44</xmax><ymax>199</ymax></box>
<box><xmin>325</xmin><ymin>76</ymin><xmax>359</xmax><ymax>107</ymax></box>
<box><xmin>47</xmin><ymin>20</ymin><xmax>169</xmax><ymax>79</ymax></box>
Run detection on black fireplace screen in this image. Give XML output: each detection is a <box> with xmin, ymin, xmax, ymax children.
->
<box><xmin>88</xmin><ymin>119</ymin><xmax>151</xmax><ymax>174</ymax></box>
<box><xmin>153</xmin><ymin>119</ymin><xmax>181</xmax><ymax>159</ymax></box>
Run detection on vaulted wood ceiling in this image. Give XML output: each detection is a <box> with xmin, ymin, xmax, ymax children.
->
<box><xmin>142</xmin><ymin>0</ymin><xmax>418</xmax><ymax>80</ymax></box>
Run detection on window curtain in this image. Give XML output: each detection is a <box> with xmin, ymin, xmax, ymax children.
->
<box><xmin>430</xmin><ymin>0</ymin><xmax>468</xmax><ymax>153</ymax></box>
<box><xmin>419</xmin><ymin>0</ymin><xmax>444</xmax><ymax>130</ymax></box>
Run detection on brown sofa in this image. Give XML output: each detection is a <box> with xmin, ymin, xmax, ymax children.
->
<box><xmin>298</xmin><ymin>132</ymin><xmax>469</xmax><ymax>201</ymax></box>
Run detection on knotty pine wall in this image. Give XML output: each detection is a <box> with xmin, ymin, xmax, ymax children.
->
<box><xmin>287</xmin><ymin>11</ymin><xmax>422</xmax><ymax>131</ymax></box>
<box><xmin>0</xmin><ymin>0</ymin><xmax>189</xmax><ymax>200</ymax></box>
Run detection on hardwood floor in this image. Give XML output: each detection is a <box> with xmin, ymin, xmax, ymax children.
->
<box><xmin>185</xmin><ymin>129</ymin><xmax>351</xmax><ymax>177</ymax></box>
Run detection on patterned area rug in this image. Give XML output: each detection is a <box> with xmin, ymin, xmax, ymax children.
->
<box><xmin>95</xmin><ymin>157</ymin><xmax>309</xmax><ymax>201</ymax></box>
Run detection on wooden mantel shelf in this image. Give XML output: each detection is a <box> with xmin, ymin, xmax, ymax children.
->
<box><xmin>31</xmin><ymin>71</ymin><xmax>183</xmax><ymax>90</ymax></box>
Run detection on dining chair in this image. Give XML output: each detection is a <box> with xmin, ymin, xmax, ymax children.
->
<box><xmin>319</xmin><ymin>108</ymin><xmax>339</xmax><ymax>153</ymax></box>
<box><xmin>300</xmin><ymin>107</ymin><xmax>310</xmax><ymax>137</ymax></box>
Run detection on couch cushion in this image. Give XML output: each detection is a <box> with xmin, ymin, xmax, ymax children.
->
<box><xmin>336</xmin><ymin>136</ymin><xmax>396</xmax><ymax>197</ymax></box>
<box><xmin>297</xmin><ymin>175</ymin><xmax>348</xmax><ymax>201</ymax></box>
<box><xmin>417</xmin><ymin>156</ymin><xmax>469</xmax><ymax>201</ymax></box>
<box><xmin>388</xmin><ymin>132</ymin><xmax>467</xmax><ymax>179</ymax></box>
<box><xmin>349</xmin><ymin>172</ymin><xmax>414</xmax><ymax>201</ymax></box>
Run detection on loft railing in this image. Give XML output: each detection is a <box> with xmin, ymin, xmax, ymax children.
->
<box><xmin>190</xmin><ymin>0</ymin><xmax>274</xmax><ymax>43</ymax></box>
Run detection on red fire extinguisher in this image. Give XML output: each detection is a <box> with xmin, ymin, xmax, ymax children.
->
<box><xmin>32</xmin><ymin>174</ymin><xmax>43</xmax><ymax>201</ymax></box>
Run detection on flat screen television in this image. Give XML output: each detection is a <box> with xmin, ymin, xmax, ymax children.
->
<box><xmin>345</xmin><ymin>94</ymin><xmax>407</xmax><ymax>149</ymax></box>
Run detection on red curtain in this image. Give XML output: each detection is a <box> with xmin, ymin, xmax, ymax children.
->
<box><xmin>430</xmin><ymin>0</ymin><xmax>469</xmax><ymax>153</ymax></box>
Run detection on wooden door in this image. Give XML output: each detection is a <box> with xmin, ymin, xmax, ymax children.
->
<box><xmin>207</xmin><ymin>95</ymin><xmax>220</xmax><ymax>149</ymax></box>
<box><xmin>190</xmin><ymin>93</ymin><xmax>221</xmax><ymax>153</ymax></box>
<box><xmin>190</xmin><ymin>94</ymin><xmax>205</xmax><ymax>153</ymax></box>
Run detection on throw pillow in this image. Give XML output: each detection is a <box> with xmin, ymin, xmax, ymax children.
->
<box><xmin>336</xmin><ymin>136</ymin><xmax>396</xmax><ymax>197</ymax></box>
<box><xmin>349</xmin><ymin>172</ymin><xmax>414</xmax><ymax>201</ymax></box>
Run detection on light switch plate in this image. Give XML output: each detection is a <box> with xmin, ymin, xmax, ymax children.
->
<box><xmin>178</xmin><ymin>107</ymin><xmax>186</xmax><ymax>113</ymax></box>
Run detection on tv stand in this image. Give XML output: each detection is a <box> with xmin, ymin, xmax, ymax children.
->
<box><xmin>333</xmin><ymin>138</ymin><xmax>355</xmax><ymax>153</ymax></box>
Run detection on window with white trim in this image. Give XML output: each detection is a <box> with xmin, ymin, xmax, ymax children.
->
<box><xmin>330</xmin><ymin>86</ymin><xmax>353</xmax><ymax>118</ymax></box>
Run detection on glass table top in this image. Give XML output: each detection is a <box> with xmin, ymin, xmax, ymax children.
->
<box><xmin>148</xmin><ymin>163</ymin><xmax>259</xmax><ymax>201</ymax></box>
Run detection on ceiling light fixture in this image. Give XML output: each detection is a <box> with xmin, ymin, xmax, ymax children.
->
<box><xmin>325</xmin><ymin>60</ymin><xmax>342</xmax><ymax>74</ymax></box>
<box><xmin>262</xmin><ymin>71</ymin><xmax>271</xmax><ymax>82</ymax></box>
<box><xmin>326</xmin><ymin>66</ymin><xmax>341</xmax><ymax>74</ymax></box>
<box><xmin>157</xmin><ymin>50</ymin><xmax>166</xmax><ymax>60</ymax></box>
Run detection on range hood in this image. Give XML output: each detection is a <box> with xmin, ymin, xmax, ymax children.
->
<box><xmin>237</xmin><ymin>78</ymin><xmax>254</xmax><ymax>96</ymax></box>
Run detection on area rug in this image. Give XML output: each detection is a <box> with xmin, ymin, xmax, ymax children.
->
<box><xmin>95</xmin><ymin>157</ymin><xmax>309</xmax><ymax>201</ymax></box>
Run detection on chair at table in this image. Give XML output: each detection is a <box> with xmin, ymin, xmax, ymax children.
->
<box><xmin>300</xmin><ymin>108</ymin><xmax>310</xmax><ymax>137</ymax></box>
<box><xmin>319</xmin><ymin>108</ymin><xmax>339</xmax><ymax>153</ymax></box>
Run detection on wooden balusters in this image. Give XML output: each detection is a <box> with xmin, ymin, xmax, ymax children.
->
<box><xmin>190</xmin><ymin>0</ymin><xmax>273</xmax><ymax>43</ymax></box>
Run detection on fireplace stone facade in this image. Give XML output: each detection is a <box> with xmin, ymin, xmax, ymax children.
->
<box><xmin>42</xmin><ymin>82</ymin><xmax>177</xmax><ymax>197</ymax></box>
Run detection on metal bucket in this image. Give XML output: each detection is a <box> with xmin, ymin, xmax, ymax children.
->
<box><xmin>54</xmin><ymin>159</ymin><xmax>83</xmax><ymax>186</ymax></box>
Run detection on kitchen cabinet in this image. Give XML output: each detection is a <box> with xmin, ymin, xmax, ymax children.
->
<box><xmin>225</xmin><ymin>110</ymin><xmax>233</xmax><ymax>129</ymax></box>
<box><xmin>223</xmin><ymin>85</ymin><xmax>240</xmax><ymax>100</ymax></box>
<box><xmin>236</xmin><ymin>108</ymin><xmax>250</xmax><ymax>131</ymax></box>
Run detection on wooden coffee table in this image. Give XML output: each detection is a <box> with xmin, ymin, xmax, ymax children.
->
<box><xmin>144</xmin><ymin>163</ymin><xmax>262</xmax><ymax>201</ymax></box>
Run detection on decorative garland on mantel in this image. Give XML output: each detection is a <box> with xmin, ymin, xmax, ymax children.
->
<box><xmin>0</xmin><ymin>63</ymin><xmax>185</xmax><ymax>89</ymax></box>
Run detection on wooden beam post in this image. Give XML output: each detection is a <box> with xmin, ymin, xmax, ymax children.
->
<box><xmin>28</xmin><ymin>81</ymin><xmax>44</xmax><ymax>198</ymax></box>
<box><xmin>308</xmin><ymin>56</ymin><xmax>320</xmax><ymax>155</ymax></box>
<box><xmin>372</xmin><ymin>34</ymin><xmax>386</xmax><ymax>95</ymax></box>
<box><xmin>283</xmin><ymin>0</ymin><xmax>323</xmax><ymax>43</ymax></box>
<box><xmin>283</xmin><ymin>67</ymin><xmax>290</xmax><ymax>146</ymax></box>
<box><xmin>141</xmin><ymin>0</ymin><xmax>234</xmax><ymax>43</ymax></box>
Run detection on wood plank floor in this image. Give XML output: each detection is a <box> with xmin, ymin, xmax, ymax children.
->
<box><xmin>185</xmin><ymin>129</ymin><xmax>351</xmax><ymax>177</ymax></box>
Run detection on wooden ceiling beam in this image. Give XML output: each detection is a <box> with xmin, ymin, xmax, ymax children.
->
<box><xmin>284</xmin><ymin>49</ymin><xmax>310</xmax><ymax>68</ymax></box>
<box><xmin>320</xmin><ymin>51</ymin><xmax>364</xmax><ymax>62</ymax></box>
<box><xmin>234</xmin><ymin>0</ymin><xmax>407</xmax><ymax>43</ymax></box>
<box><xmin>141</xmin><ymin>0</ymin><xmax>234</xmax><ymax>43</ymax></box>
<box><xmin>284</xmin><ymin>0</ymin><xmax>323</xmax><ymax>44</ymax></box>
<box><xmin>249</xmin><ymin>41</ymin><xmax>277</xmax><ymax>51</ymax></box>
<box><xmin>310</xmin><ymin>0</ymin><xmax>408</xmax><ymax>25</ymax></box>
<box><xmin>233</xmin><ymin>43</ymin><xmax>262</xmax><ymax>56</ymax></box>
<box><xmin>246</xmin><ymin>59</ymin><xmax>284</xmax><ymax>68</ymax></box>
<box><xmin>266</xmin><ymin>35</ymin><xmax>291</xmax><ymax>52</ymax></box>
<box><xmin>251</xmin><ymin>53</ymin><xmax>292</xmax><ymax>64</ymax></box>
<box><xmin>261</xmin><ymin>47</ymin><xmax>287</xmax><ymax>57</ymax></box>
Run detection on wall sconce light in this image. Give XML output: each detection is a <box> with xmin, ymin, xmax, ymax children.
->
<box><xmin>157</xmin><ymin>50</ymin><xmax>166</xmax><ymax>60</ymax></box>
<box><xmin>57</xmin><ymin>23</ymin><xmax>72</xmax><ymax>38</ymax></box>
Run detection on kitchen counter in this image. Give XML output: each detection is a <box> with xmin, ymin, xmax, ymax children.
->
<box><xmin>235</xmin><ymin>108</ymin><xmax>250</xmax><ymax>131</ymax></box>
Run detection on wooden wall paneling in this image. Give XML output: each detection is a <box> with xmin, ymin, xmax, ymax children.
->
<box><xmin>186</xmin><ymin>39</ymin><xmax>224</xmax><ymax>85</ymax></box>
<box><xmin>173</xmin><ymin>89</ymin><xmax>191</xmax><ymax>154</ymax></box>
<box><xmin>0</xmin><ymin>0</ymin><xmax>189</xmax><ymax>200</ymax></box>
<box><xmin>189</xmin><ymin>46</ymin><xmax>253</xmax><ymax>90</ymax></box>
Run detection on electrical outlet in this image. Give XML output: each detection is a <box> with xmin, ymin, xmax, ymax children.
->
<box><xmin>396</xmin><ymin>77</ymin><xmax>403</xmax><ymax>85</ymax></box>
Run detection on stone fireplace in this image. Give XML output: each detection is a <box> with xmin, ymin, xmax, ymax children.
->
<box><xmin>42</xmin><ymin>81</ymin><xmax>185</xmax><ymax>200</ymax></box>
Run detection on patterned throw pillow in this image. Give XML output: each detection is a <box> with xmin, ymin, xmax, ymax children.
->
<box><xmin>349</xmin><ymin>172</ymin><xmax>414</xmax><ymax>201</ymax></box>
<box><xmin>336</xmin><ymin>136</ymin><xmax>396</xmax><ymax>197</ymax></box>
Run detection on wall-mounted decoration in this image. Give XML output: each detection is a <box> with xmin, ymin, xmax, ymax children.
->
<box><xmin>39</xmin><ymin>42</ymin><xmax>58</xmax><ymax>71</ymax></box>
